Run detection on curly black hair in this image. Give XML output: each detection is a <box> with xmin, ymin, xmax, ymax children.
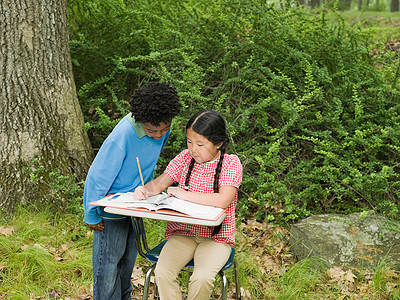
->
<box><xmin>130</xmin><ymin>82</ymin><xmax>181</xmax><ymax>126</ymax></box>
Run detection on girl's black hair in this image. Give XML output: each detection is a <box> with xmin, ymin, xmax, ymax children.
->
<box><xmin>184</xmin><ymin>110</ymin><xmax>229</xmax><ymax>235</ymax></box>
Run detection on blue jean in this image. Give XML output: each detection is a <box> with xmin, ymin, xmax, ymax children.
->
<box><xmin>92</xmin><ymin>217</ymin><xmax>138</xmax><ymax>300</ymax></box>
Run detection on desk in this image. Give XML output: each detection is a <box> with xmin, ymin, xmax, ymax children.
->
<box><xmin>104</xmin><ymin>206</ymin><xmax>226</xmax><ymax>258</ymax></box>
<box><xmin>104</xmin><ymin>206</ymin><xmax>226</xmax><ymax>226</ymax></box>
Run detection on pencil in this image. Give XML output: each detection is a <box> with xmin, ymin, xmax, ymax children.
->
<box><xmin>136</xmin><ymin>156</ymin><xmax>145</xmax><ymax>186</ymax></box>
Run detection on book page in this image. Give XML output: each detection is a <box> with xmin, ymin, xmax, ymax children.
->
<box><xmin>93</xmin><ymin>192</ymin><xmax>156</xmax><ymax>210</ymax></box>
<box><xmin>145</xmin><ymin>193</ymin><xmax>173</xmax><ymax>205</ymax></box>
<box><xmin>156</xmin><ymin>197</ymin><xmax>223</xmax><ymax>219</ymax></box>
<box><xmin>91</xmin><ymin>192</ymin><xmax>224</xmax><ymax>221</ymax></box>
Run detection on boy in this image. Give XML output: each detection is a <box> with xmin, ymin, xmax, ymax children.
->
<box><xmin>83</xmin><ymin>82</ymin><xmax>181</xmax><ymax>300</ymax></box>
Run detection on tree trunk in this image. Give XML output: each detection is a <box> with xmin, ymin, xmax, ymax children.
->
<box><xmin>297</xmin><ymin>0</ymin><xmax>306</xmax><ymax>6</ymax></box>
<box><xmin>391</xmin><ymin>0</ymin><xmax>399</xmax><ymax>11</ymax></box>
<box><xmin>0</xmin><ymin>0</ymin><xmax>94</xmax><ymax>215</ymax></box>
<box><xmin>358</xmin><ymin>0</ymin><xmax>363</xmax><ymax>10</ymax></box>
<box><xmin>310</xmin><ymin>0</ymin><xmax>320</xmax><ymax>8</ymax></box>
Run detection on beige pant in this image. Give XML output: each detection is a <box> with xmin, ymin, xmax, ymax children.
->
<box><xmin>154</xmin><ymin>234</ymin><xmax>231</xmax><ymax>300</ymax></box>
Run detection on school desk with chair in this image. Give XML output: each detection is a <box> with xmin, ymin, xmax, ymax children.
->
<box><xmin>103</xmin><ymin>205</ymin><xmax>241</xmax><ymax>300</ymax></box>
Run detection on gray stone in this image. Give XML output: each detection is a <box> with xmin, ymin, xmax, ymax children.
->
<box><xmin>289</xmin><ymin>212</ymin><xmax>400</xmax><ymax>268</ymax></box>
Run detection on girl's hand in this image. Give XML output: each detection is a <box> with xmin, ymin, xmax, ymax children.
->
<box><xmin>133</xmin><ymin>186</ymin><xmax>149</xmax><ymax>200</ymax></box>
<box><xmin>167</xmin><ymin>186</ymin><xmax>184</xmax><ymax>198</ymax></box>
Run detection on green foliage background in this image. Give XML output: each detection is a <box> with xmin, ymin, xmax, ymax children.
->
<box><xmin>68</xmin><ymin>0</ymin><xmax>400</xmax><ymax>223</ymax></box>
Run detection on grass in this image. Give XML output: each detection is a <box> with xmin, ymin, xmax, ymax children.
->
<box><xmin>335</xmin><ymin>10</ymin><xmax>400</xmax><ymax>44</ymax></box>
<box><xmin>1</xmin><ymin>205</ymin><xmax>400</xmax><ymax>299</ymax></box>
<box><xmin>0</xmin><ymin>206</ymin><xmax>93</xmax><ymax>299</ymax></box>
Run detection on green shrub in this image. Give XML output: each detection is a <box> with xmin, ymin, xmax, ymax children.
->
<box><xmin>69</xmin><ymin>0</ymin><xmax>400</xmax><ymax>223</ymax></box>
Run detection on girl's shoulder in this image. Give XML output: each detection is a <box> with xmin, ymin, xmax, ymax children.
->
<box><xmin>222</xmin><ymin>153</ymin><xmax>242</xmax><ymax>169</ymax></box>
<box><xmin>170</xmin><ymin>149</ymin><xmax>192</xmax><ymax>165</ymax></box>
<box><xmin>177</xmin><ymin>149</ymin><xmax>191</xmax><ymax>159</ymax></box>
<box><xmin>220</xmin><ymin>153</ymin><xmax>243</xmax><ymax>184</ymax></box>
<box><xmin>180</xmin><ymin>148</ymin><xmax>191</xmax><ymax>155</ymax></box>
<box><xmin>222</xmin><ymin>153</ymin><xmax>241</xmax><ymax>163</ymax></box>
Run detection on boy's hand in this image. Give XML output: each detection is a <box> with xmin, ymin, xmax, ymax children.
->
<box><xmin>87</xmin><ymin>221</ymin><xmax>104</xmax><ymax>231</ymax></box>
<box><xmin>133</xmin><ymin>186</ymin><xmax>148</xmax><ymax>200</ymax></box>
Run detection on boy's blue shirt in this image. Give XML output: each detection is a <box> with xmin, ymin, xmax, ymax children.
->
<box><xmin>83</xmin><ymin>113</ymin><xmax>171</xmax><ymax>225</ymax></box>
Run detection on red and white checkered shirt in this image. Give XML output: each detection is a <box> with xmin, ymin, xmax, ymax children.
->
<box><xmin>164</xmin><ymin>149</ymin><xmax>243</xmax><ymax>247</ymax></box>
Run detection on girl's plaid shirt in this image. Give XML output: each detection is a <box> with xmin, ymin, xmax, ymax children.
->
<box><xmin>164</xmin><ymin>149</ymin><xmax>243</xmax><ymax>247</ymax></box>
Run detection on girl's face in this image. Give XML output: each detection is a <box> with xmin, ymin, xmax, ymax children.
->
<box><xmin>187</xmin><ymin>128</ymin><xmax>222</xmax><ymax>163</ymax></box>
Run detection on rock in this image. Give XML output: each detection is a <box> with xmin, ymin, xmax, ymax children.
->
<box><xmin>289</xmin><ymin>212</ymin><xmax>400</xmax><ymax>268</ymax></box>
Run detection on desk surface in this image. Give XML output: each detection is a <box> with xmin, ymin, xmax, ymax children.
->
<box><xmin>104</xmin><ymin>206</ymin><xmax>226</xmax><ymax>226</ymax></box>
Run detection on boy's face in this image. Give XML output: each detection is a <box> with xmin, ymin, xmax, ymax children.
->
<box><xmin>142</xmin><ymin>121</ymin><xmax>171</xmax><ymax>139</ymax></box>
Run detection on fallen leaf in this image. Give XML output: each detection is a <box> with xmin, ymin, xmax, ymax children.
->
<box><xmin>0</xmin><ymin>226</ymin><xmax>14</xmax><ymax>237</ymax></box>
<box><xmin>327</xmin><ymin>266</ymin><xmax>345</xmax><ymax>282</ymax></box>
<box><xmin>0</xmin><ymin>263</ymin><xmax>6</xmax><ymax>273</ymax></box>
<box><xmin>274</xmin><ymin>241</ymin><xmax>284</xmax><ymax>255</ymax></box>
<box><xmin>60</xmin><ymin>241</ymin><xmax>73</xmax><ymax>252</ymax></box>
<box><xmin>33</xmin><ymin>243</ymin><xmax>47</xmax><ymax>251</ymax></box>
<box><xmin>343</xmin><ymin>269</ymin><xmax>357</xmax><ymax>283</ymax></box>
<box><xmin>131</xmin><ymin>265</ymin><xmax>150</xmax><ymax>287</ymax></box>
<box><xmin>240</xmin><ymin>287</ymin><xmax>251</xmax><ymax>299</ymax></box>
<box><xmin>381</xmin><ymin>268</ymin><xmax>399</xmax><ymax>279</ymax></box>
<box><xmin>20</xmin><ymin>245</ymin><xmax>29</xmax><ymax>251</ymax></box>
<box><xmin>387</xmin><ymin>281</ymin><xmax>398</xmax><ymax>294</ymax></box>
<box><xmin>246</xmin><ymin>219</ymin><xmax>266</xmax><ymax>231</ymax></box>
<box><xmin>46</xmin><ymin>288</ymin><xmax>59</xmax><ymax>298</ymax></box>
<box><xmin>29</xmin><ymin>292</ymin><xmax>40</xmax><ymax>299</ymax></box>
<box><xmin>357</xmin><ymin>283</ymin><xmax>371</xmax><ymax>296</ymax></box>
<box><xmin>54</xmin><ymin>254</ymin><xmax>64</xmax><ymax>261</ymax></box>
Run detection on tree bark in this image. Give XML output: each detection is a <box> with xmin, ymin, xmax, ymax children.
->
<box><xmin>0</xmin><ymin>0</ymin><xmax>94</xmax><ymax>215</ymax></box>
<box><xmin>391</xmin><ymin>0</ymin><xmax>399</xmax><ymax>11</ymax></box>
<box><xmin>296</xmin><ymin>0</ymin><xmax>306</xmax><ymax>6</ymax></box>
<box><xmin>310</xmin><ymin>0</ymin><xmax>320</xmax><ymax>8</ymax></box>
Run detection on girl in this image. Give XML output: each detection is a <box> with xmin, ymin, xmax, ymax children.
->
<box><xmin>133</xmin><ymin>109</ymin><xmax>243</xmax><ymax>300</ymax></box>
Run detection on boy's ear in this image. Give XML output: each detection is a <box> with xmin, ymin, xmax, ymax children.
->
<box><xmin>217</xmin><ymin>142</ymin><xmax>223</xmax><ymax>150</ymax></box>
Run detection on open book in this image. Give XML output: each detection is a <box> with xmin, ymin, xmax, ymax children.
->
<box><xmin>90</xmin><ymin>192</ymin><xmax>225</xmax><ymax>222</ymax></box>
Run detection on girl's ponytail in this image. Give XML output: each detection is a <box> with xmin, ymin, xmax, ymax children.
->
<box><xmin>213</xmin><ymin>146</ymin><xmax>225</xmax><ymax>194</ymax></box>
<box><xmin>212</xmin><ymin>144</ymin><xmax>227</xmax><ymax>236</ymax></box>
<box><xmin>184</xmin><ymin>158</ymin><xmax>196</xmax><ymax>191</ymax></box>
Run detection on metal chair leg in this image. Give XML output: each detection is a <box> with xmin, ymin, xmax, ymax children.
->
<box><xmin>142</xmin><ymin>263</ymin><xmax>156</xmax><ymax>300</ymax></box>
<box><xmin>219</xmin><ymin>271</ymin><xmax>228</xmax><ymax>300</ymax></box>
<box><xmin>153</xmin><ymin>280</ymin><xmax>160</xmax><ymax>299</ymax></box>
<box><xmin>233</xmin><ymin>259</ymin><xmax>241</xmax><ymax>300</ymax></box>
